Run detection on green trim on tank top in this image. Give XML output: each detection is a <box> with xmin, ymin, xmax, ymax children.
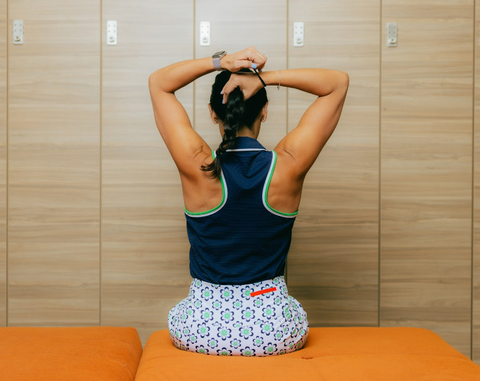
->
<box><xmin>184</xmin><ymin>150</ymin><xmax>227</xmax><ymax>216</ymax></box>
<box><xmin>263</xmin><ymin>151</ymin><xmax>299</xmax><ymax>217</ymax></box>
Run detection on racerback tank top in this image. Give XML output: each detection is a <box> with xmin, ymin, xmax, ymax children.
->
<box><xmin>184</xmin><ymin>136</ymin><xmax>298</xmax><ymax>285</ymax></box>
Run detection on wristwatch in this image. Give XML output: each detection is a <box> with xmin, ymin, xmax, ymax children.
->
<box><xmin>212</xmin><ymin>51</ymin><xmax>227</xmax><ymax>71</ymax></box>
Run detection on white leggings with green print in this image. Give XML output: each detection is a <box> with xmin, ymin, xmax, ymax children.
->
<box><xmin>168</xmin><ymin>275</ymin><xmax>309</xmax><ymax>356</ymax></box>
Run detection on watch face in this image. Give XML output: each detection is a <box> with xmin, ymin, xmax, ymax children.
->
<box><xmin>213</xmin><ymin>51</ymin><xmax>226</xmax><ymax>58</ymax></box>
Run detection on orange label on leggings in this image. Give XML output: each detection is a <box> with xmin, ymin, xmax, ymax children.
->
<box><xmin>250</xmin><ymin>287</ymin><xmax>277</xmax><ymax>297</ymax></box>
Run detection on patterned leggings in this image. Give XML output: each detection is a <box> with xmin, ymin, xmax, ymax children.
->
<box><xmin>168</xmin><ymin>276</ymin><xmax>309</xmax><ymax>356</ymax></box>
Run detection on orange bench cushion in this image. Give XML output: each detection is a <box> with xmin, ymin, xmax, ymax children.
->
<box><xmin>135</xmin><ymin>327</ymin><xmax>480</xmax><ymax>381</ymax></box>
<box><xmin>0</xmin><ymin>326</ymin><xmax>143</xmax><ymax>381</ymax></box>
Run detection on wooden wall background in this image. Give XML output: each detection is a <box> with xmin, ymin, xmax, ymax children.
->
<box><xmin>1</xmin><ymin>0</ymin><xmax>479</xmax><ymax>363</ymax></box>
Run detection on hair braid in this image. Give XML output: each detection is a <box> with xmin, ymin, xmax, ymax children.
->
<box><xmin>202</xmin><ymin>69</ymin><xmax>268</xmax><ymax>179</ymax></box>
<box><xmin>202</xmin><ymin>87</ymin><xmax>244</xmax><ymax>178</ymax></box>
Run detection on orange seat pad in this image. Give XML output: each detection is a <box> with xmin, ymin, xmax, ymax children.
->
<box><xmin>0</xmin><ymin>326</ymin><xmax>143</xmax><ymax>381</ymax></box>
<box><xmin>135</xmin><ymin>327</ymin><xmax>480</xmax><ymax>381</ymax></box>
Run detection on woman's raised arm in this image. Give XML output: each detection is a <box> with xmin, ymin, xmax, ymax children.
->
<box><xmin>270</xmin><ymin>68</ymin><xmax>349</xmax><ymax>179</ymax></box>
<box><xmin>148</xmin><ymin>57</ymin><xmax>214</xmax><ymax>177</ymax></box>
<box><xmin>148</xmin><ymin>47</ymin><xmax>267</xmax><ymax>178</ymax></box>
<box><xmin>222</xmin><ymin>68</ymin><xmax>349</xmax><ymax>180</ymax></box>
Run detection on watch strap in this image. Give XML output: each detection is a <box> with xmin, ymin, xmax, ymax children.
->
<box><xmin>212</xmin><ymin>57</ymin><xmax>222</xmax><ymax>70</ymax></box>
<box><xmin>212</xmin><ymin>51</ymin><xmax>226</xmax><ymax>71</ymax></box>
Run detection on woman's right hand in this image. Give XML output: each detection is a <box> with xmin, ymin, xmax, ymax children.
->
<box><xmin>221</xmin><ymin>47</ymin><xmax>267</xmax><ymax>72</ymax></box>
<box><xmin>221</xmin><ymin>71</ymin><xmax>264</xmax><ymax>104</ymax></box>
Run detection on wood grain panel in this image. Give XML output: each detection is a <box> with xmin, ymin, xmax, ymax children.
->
<box><xmin>0</xmin><ymin>0</ymin><xmax>6</xmax><ymax>327</ymax></box>
<box><xmin>195</xmin><ymin>0</ymin><xmax>287</xmax><ymax>151</ymax></box>
<box><xmin>381</xmin><ymin>0</ymin><xmax>473</xmax><ymax>356</ymax></box>
<box><xmin>8</xmin><ymin>0</ymin><xmax>100</xmax><ymax>326</ymax></box>
<box><xmin>101</xmin><ymin>0</ymin><xmax>193</xmax><ymax>345</ymax></box>
<box><xmin>473</xmin><ymin>0</ymin><xmax>480</xmax><ymax>365</ymax></box>
<box><xmin>287</xmin><ymin>0</ymin><xmax>380</xmax><ymax>327</ymax></box>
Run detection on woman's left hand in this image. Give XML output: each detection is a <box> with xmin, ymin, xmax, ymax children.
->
<box><xmin>221</xmin><ymin>46</ymin><xmax>267</xmax><ymax>72</ymax></box>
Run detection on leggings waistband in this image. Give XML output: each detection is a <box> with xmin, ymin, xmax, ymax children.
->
<box><xmin>189</xmin><ymin>276</ymin><xmax>288</xmax><ymax>302</ymax></box>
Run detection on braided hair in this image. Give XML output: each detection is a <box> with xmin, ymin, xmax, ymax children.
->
<box><xmin>202</xmin><ymin>69</ymin><xmax>268</xmax><ymax>178</ymax></box>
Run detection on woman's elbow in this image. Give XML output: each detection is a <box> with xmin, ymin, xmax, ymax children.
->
<box><xmin>148</xmin><ymin>72</ymin><xmax>167</xmax><ymax>94</ymax></box>
<box><xmin>340</xmin><ymin>71</ymin><xmax>349</xmax><ymax>89</ymax></box>
<box><xmin>148</xmin><ymin>72</ymin><xmax>158</xmax><ymax>88</ymax></box>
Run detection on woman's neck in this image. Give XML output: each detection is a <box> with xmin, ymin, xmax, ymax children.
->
<box><xmin>236</xmin><ymin>125</ymin><xmax>259</xmax><ymax>139</ymax></box>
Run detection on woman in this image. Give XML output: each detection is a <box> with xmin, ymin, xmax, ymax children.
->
<box><xmin>148</xmin><ymin>47</ymin><xmax>349</xmax><ymax>356</ymax></box>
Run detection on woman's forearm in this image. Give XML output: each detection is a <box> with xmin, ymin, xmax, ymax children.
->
<box><xmin>260</xmin><ymin>69</ymin><xmax>349</xmax><ymax>97</ymax></box>
<box><xmin>150</xmin><ymin>47</ymin><xmax>268</xmax><ymax>95</ymax></box>
<box><xmin>149</xmin><ymin>55</ymin><xmax>348</xmax><ymax>99</ymax></box>
<box><xmin>149</xmin><ymin>57</ymin><xmax>215</xmax><ymax>94</ymax></box>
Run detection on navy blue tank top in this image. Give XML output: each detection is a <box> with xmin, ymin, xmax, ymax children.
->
<box><xmin>184</xmin><ymin>137</ymin><xmax>298</xmax><ymax>285</ymax></box>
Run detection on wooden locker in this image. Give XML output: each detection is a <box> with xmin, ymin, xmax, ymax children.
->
<box><xmin>381</xmin><ymin>0</ymin><xmax>473</xmax><ymax>357</ymax></box>
<box><xmin>0</xmin><ymin>0</ymin><xmax>6</xmax><ymax>327</ymax></box>
<box><xmin>101</xmin><ymin>0</ymin><xmax>193</xmax><ymax>345</ymax></box>
<box><xmin>473</xmin><ymin>0</ymin><xmax>480</xmax><ymax>364</ymax></box>
<box><xmin>287</xmin><ymin>0</ymin><xmax>380</xmax><ymax>327</ymax></box>
<box><xmin>8</xmin><ymin>0</ymin><xmax>101</xmax><ymax>326</ymax></box>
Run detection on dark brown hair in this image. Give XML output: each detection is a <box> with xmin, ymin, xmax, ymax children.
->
<box><xmin>202</xmin><ymin>69</ymin><xmax>268</xmax><ymax>178</ymax></box>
